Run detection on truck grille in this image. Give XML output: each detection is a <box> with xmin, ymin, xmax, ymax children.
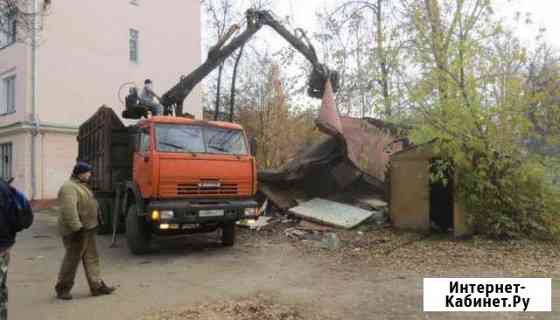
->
<box><xmin>177</xmin><ymin>183</ymin><xmax>238</xmax><ymax>196</ymax></box>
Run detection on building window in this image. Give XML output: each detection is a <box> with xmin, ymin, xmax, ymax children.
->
<box><xmin>0</xmin><ymin>143</ymin><xmax>12</xmax><ymax>180</ymax></box>
<box><xmin>129</xmin><ymin>29</ymin><xmax>139</xmax><ymax>63</ymax></box>
<box><xmin>0</xmin><ymin>75</ymin><xmax>15</xmax><ymax>115</ymax></box>
<box><xmin>0</xmin><ymin>11</ymin><xmax>16</xmax><ymax>48</ymax></box>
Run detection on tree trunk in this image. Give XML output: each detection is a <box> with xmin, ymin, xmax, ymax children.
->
<box><xmin>214</xmin><ymin>63</ymin><xmax>224</xmax><ymax>120</ymax></box>
<box><xmin>376</xmin><ymin>0</ymin><xmax>391</xmax><ymax>118</ymax></box>
<box><xmin>424</xmin><ymin>0</ymin><xmax>449</xmax><ymax>103</ymax></box>
<box><xmin>355</xmin><ymin>22</ymin><xmax>366</xmax><ymax>118</ymax></box>
<box><xmin>229</xmin><ymin>44</ymin><xmax>245</xmax><ymax>122</ymax></box>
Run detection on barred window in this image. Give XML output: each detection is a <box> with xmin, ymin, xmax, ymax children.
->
<box><xmin>0</xmin><ymin>75</ymin><xmax>15</xmax><ymax>115</ymax></box>
<box><xmin>129</xmin><ymin>29</ymin><xmax>139</xmax><ymax>63</ymax></box>
<box><xmin>0</xmin><ymin>143</ymin><xmax>12</xmax><ymax>180</ymax></box>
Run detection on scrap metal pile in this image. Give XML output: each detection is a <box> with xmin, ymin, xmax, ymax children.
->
<box><xmin>251</xmin><ymin>80</ymin><xmax>409</xmax><ymax>234</ymax></box>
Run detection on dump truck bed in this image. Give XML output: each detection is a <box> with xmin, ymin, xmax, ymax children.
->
<box><xmin>77</xmin><ymin>106</ymin><xmax>135</xmax><ymax>194</ymax></box>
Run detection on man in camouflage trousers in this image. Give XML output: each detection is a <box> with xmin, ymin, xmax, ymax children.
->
<box><xmin>0</xmin><ymin>252</ymin><xmax>9</xmax><ymax>319</ymax></box>
<box><xmin>0</xmin><ymin>177</ymin><xmax>33</xmax><ymax>320</ymax></box>
<box><xmin>55</xmin><ymin>162</ymin><xmax>116</xmax><ymax>300</ymax></box>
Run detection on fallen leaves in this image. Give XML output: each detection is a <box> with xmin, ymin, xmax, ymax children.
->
<box><xmin>245</xmin><ymin>224</ymin><xmax>560</xmax><ymax>276</ymax></box>
<box><xmin>142</xmin><ymin>294</ymin><xmax>324</xmax><ymax>320</ymax></box>
<box><xmin>334</xmin><ymin>230</ymin><xmax>560</xmax><ymax>276</ymax></box>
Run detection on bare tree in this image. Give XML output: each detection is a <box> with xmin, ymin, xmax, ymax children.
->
<box><xmin>315</xmin><ymin>0</ymin><xmax>407</xmax><ymax>119</ymax></box>
<box><xmin>229</xmin><ymin>43</ymin><xmax>245</xmax><ymax>122</ymax></box>
<box><xmin>526</xmin><ymin>43</ymin><xmax>560</xmax><ymax>142</ymax></box>
<box><xmin>204</xmin><ymin>0</ymin><xmax>238</xmax><ymax>120</ymax></box>
<box><xmin>227</xmin><ymin>0</ymin><xmax>272</xmax><ymax>122</ymax></box>
<box><xmin>0</xmin><ymin>0</ymin><xmax>50</xmax><ymax>44</ymax></box>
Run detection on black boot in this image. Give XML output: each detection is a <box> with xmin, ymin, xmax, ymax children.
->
<box><xmin>91</xmin><ymin>281</ymin><xmax>116</xmax><ymax>296</ymax></box>
<box><xmin>55</xmin><ymin>283</ymin><xmax>73</xmax><ymax>300</ymax></box>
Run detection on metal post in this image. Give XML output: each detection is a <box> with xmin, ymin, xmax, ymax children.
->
<box><xmin>30</xmin><ymin>0</ymin><xmax>40</xmax><ymax>199</ymax></box>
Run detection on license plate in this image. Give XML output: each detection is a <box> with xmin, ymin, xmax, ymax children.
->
<box><xmin>199</xmin><ymin>210</ymin><xmax>224</xmax><ymax>217</ymax></box>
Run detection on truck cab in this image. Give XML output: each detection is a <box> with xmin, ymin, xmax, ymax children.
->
<box><xmin>124</xmin><ymin>116</ymin><xmax>258</xmax><ymax>253</ymax></box>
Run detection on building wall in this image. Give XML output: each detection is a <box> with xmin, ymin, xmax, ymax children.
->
<box><xmin>29</xmin><ymin>0</ymin><xmax>201</xmax><ymax>198</ymax></box>
<box><xmin>0</xmin><ymin>42</ymin><xmax>31</xmax><ymax>127</ymax></box>
<box><xmin>390</xmin><ymin>159</ymin><xmax>431</xmax><ymax>231</ymax></box>
<box><xmin>453</xmin><ymin>199</ymin><xmax>471</xmax><ymax>238</ymax></box>
<box><xmin>40</xmin><ymin>131</ymin><xmax>77</xmax><ymax>198</ymax></box>
<box><xmin>37</xmin><ymin>0</ymin><xmax>202</xmax><ymax>127</ymax></box>
<box><xmin>0</xmin><ymin>41</ymin><xmax>31</xmax><ymax>194</ymax></box>
<box><xmin>390</xmin><ymin>144</ymin><xmax>473</xmax><ymax>238</ymax></box>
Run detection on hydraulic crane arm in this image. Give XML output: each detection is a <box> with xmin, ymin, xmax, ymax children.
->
<box><xmin>159</xmin><ymin>9</ymin><xmax>339</xmax><ymax>116</ymax></box>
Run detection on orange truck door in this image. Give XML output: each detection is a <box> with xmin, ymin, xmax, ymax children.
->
<box><xmin>133</xmin><ymin>127</ymin><xmax>153</xmax><ymax>197</ymax></box>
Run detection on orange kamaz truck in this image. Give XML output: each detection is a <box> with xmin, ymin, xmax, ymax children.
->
<box><xmin>78</xmin><ymin>107</ymin><xmax>258</xmax><ymax>254</ymax></box>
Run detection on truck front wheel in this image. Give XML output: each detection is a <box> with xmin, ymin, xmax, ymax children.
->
<box><xmin>221</xmin><ymin>222</ymin><xmax>236</xmax><ymax>247</ymax></box>
<box><xmin>126</xmin><ymin>204</ymin><xmax>152</xmax><ymax>255</ymax></box>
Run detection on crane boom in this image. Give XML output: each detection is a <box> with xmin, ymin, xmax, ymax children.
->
<box><xmin>158</xmin><ymin>9</ymin><xmax>339</xmax><ymax>117</ymax></box>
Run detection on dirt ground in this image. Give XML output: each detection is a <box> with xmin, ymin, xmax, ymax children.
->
<box><xmin>8</xmin><ymin>209</ymin><xmax>560</xmax><ymax>320</ymax></box>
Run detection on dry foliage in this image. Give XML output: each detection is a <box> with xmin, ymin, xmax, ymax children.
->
<box><xmin>142</xmin><ymin>294</ymin><xmax>326</xmax><ymax>320</ymax></box>
<box><xmin>295</xmin><ymin>229</ymin><xmax>560</xmax><ymax>276</ymax></box>
<box><xmin>240</xmin><ymin>222</ymin><xmax>560</xmax><ymax>276</ymax></box>
<box><xmin>236</xmin><ymin>64</ymin><xmax>322</xmax><ymax>170</ymax></box>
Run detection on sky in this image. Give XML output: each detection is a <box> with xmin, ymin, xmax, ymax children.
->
<box><xmin>203</xmin><ymin>1</ymin><xmax>560</xmax><ymax>59</ymax></box>
<box><xmin>496</xmin><ymin>0</ymin><xmax>560</xmax><ymax>48</ymax></box>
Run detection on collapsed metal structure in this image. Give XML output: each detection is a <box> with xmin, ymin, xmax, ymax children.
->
<box><xmin>258</xmin><ymin>81</ymin><xmax>410</xmax><ymax>210</ymax></box>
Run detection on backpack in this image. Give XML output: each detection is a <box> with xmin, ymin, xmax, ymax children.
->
<box><xmin>0</xmin><ymin>179</ymin><xmax>34</xmax><ymax>232</ymax></box>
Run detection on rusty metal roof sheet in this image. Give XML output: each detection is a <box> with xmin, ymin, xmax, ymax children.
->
<box><xmin>258</xmin><ymin>79</ymin><xmax>403</xmax><ymax>210</ymax></box>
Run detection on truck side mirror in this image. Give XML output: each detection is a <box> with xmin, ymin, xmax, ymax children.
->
<box><xmin>250</xmin><ymin>137</ymin><xmax>257</xmax><ymax>156</ymax></box>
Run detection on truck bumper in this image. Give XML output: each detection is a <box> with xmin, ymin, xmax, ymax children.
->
<box><xmin>146</xmin><ymin>199</ymin><xmax>259</xmax><ymax>226</ymax></box>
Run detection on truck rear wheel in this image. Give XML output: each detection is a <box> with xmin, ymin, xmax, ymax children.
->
<box><xmin>221</xmin><ymin>222</ymin><xmax>236</xmax><ymax>246</ymax></box>
<box><xmin>126</xmin><ymin>204</ymin><xmax>152</xmax><ymax>255</ymax></box>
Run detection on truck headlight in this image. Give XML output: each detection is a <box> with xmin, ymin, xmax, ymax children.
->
<box><xmin>151</xmin><ymin>210</ymin><xmax>160</xmax><ymax>221</ymax></box>
<box><xmin>160</xmin><ymin>210</ymin><xmax>174</xmax><ymax>220</ymax></box>
<box><xmin>244</xmin><ymin>207</ymin><xmax>258</xmax><ymax>217</ymax></box>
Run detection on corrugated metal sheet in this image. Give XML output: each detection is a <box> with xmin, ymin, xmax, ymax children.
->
<box><xmin>289</xmin><ymin>198</ymin><xmax>374</xmax><ymax>229</ymax></box>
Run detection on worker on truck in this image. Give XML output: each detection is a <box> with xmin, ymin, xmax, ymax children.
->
<box><xmin>55</xmin><ymin>162</ymin><xmax>116</xmax><ymax>300</ymax></box>
<box><xmin>139</xmin><ymin>79</ymin><xmax>164</xmax><ymax>116</ymax></box>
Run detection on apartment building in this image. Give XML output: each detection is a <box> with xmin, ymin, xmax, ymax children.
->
<box><xmin>0</xmin><ymin>0</ymin><xmax>202</xmax><ymax>199</ymax></box>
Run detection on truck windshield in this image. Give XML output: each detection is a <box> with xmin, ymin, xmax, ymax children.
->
<box><xmin>155</xmin><ymin>124</ymin><xmax>248</xmax><ymax>155</ymax></box>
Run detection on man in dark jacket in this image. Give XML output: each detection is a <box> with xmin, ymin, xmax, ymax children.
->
<box><xmin>0</xmin><ymin>178</ymin><xmax>32</xmax><ymax>320</ymax></box>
